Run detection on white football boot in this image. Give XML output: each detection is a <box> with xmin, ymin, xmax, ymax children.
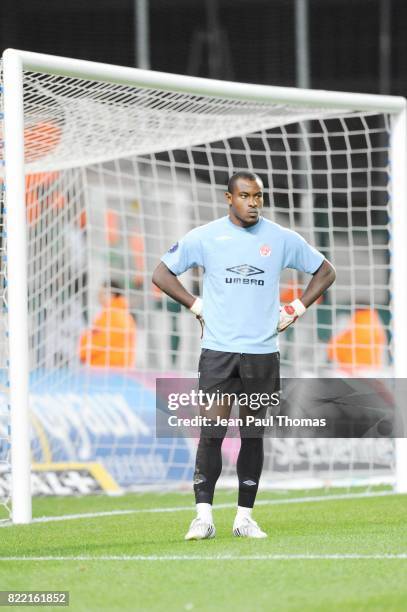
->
<box><xmin>185</xmin><ymin>517</ymin><xmax>216</xmax><ymax>541</ymax></box>
<box><xmin>233</xmin><ymin>516</ymin><xmax>267</xmax><ymax>538</ymax></box>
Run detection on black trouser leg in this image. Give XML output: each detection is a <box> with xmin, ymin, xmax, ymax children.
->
<box><xmin>236</xmin><ymin>436</ymin><xmax>264</xmax><ymax>508</ymax></box>
<box><xmin>193</xmin><ymin>433</ymin><xmax>226</xmax><ymax>504</ymax></box>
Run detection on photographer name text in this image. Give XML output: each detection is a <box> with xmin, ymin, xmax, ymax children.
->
<box><xmin>167</xmin><ymin>415</ymin><xmax>327</xmax><ymax>428</ymax></box>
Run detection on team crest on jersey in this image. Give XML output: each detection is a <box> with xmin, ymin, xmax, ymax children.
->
<box><xmin>168</xmin><ymin>242</ymin><xmax>179</xmax><ymax>253</ymax></box>
<box><xmin>259</xmin><ymin>244</ymin><xmax>271</xmax><ymax>257</ymax></box>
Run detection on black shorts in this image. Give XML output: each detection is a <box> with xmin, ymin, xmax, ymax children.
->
<box><xmin>198</xmin><ymin>349</ymin><xmax>280</xmax><ymax>435</ymax></box>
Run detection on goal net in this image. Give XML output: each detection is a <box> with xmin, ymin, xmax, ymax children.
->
<box><xmin>1</xmin><ymin>50</ymin><xmax>406</xmax><ymax>522</ymax></box>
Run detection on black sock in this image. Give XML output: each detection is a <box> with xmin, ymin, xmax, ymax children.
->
<box><xmin>237</xmin><ymin>437</ymin><xmax>264</xmax><ymax>508</ymax></box>
<box><xmin>193</xmin><ymin>435</ymin><xmax>224</xmax><ymax>504</ymax></box>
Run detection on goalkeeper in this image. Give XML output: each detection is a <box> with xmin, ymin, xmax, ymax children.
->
<box><xmin>152</xmin><ymin>171</ymin><xmax>335</xmax><ymax>540</ymax></box>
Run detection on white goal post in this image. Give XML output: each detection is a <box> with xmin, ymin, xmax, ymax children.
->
<box><xmin>1</xmin><ymin>48</ymin><xmax>407</xmax><ymax>524</ymax></box>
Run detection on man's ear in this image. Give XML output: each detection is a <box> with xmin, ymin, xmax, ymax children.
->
<box><xmin>225</xmin><ymin>191</ymin><xmax>232</xmax><ymax>204</ymax></box>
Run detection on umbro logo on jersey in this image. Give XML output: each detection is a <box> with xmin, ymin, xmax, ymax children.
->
<box><xmin>225</xmin><ymin>264</ymin><xmax>265</xmax><ymax>286</ymax></box>
<box><xmin>226</xmin><ymin>265</ymin><xmax>264</xmax><ymax>277</ymax></box>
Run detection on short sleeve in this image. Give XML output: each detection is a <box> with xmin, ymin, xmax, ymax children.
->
<box><xmin>283</xmin><ymin>229</ymin><xmax>324</xmax><ymax>274</ymax></box>
<box><xmin>161</xmin><ymin>230</ymin><xmax>204</xmax><ymax>275</ymax></box>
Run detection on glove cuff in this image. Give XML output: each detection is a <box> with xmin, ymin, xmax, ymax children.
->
<box><xmin>291</xmin><ymin>298</ymin><xmax>306</xmax><ymax>317</ymax></box>
<box><xmin>190</xmin><ymin>297</ymin><xmax>203</xmax><ymax>316</ymax></box>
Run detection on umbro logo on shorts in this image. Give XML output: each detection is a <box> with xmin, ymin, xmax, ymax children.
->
<box><xmin>242</xmin><ymin>479</ymin><xmax>257</xmax><ymax>486</ymax></box>
<box><xmin>225</xmin><ymin>264</ymin><xmax>265</xmax><ymax>286</ymax></box>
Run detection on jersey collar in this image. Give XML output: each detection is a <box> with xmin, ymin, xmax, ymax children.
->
<box><xmin>227</xmin><ymin>215</ymin><xmax>263</xmax><ymax>233</ymax></box>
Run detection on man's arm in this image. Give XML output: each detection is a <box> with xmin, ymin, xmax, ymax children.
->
<box><xmin>152</xmin><ymin>262</ymin><xmax>196</xmax><ymax>309</ymax></box>
<box><xmin>278</xmin><ymin>259</ymin><xmax>336</xmax><ymax>332</ymax></box>
<box><xmin>152</xmin><ymin>262</ymin><xmax>204</xmax><ymax>336</ymax></box>
<box><xmin>300</xmin><ymin>259</ymin><xmax>336</xmax><ymax>308</ymax></box>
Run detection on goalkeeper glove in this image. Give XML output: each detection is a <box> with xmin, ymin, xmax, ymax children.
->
<box><xmin>190</xmin><ymin>297</ymin><xmax>205</xmax><ymax>338</ymax></box>
<box><xmin>278</xmin><ymin>298</ymin><xmax>306</xmax><ymax>332</ymax></box>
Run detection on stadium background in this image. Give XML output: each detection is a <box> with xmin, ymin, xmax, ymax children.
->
<box><xmin>0</xmin><ymin>4</ymin><xmax>406</xmax><ymax>611</ymax></box>
<box><xmin>0</xmin><ymin>0</ymin><xmax>403</xmax><ymax>496</ymax></box>
<box><xmin>0</xmin><ymin>0</ymin><xmax>406</xmax><ymax>94</ymax></box>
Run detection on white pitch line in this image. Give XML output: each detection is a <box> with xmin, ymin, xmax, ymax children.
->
<box><xmin>0</xmin><ymin>490</ymin><xmax>399</xmax><ymax>528</ymax></box>
<box><xmin>0</xmin><ymin>554</ymin><xmax>406</xmax><ymax>561</ymax></box>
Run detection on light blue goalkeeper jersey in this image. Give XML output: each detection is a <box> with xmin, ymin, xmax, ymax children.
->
<box><xmin>161</xmin><ymin>215</ymin><xmax>324</xmax><ymax>354</ymax></box>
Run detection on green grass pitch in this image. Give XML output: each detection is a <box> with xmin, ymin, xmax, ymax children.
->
<box><xmin>0</xmin><ymin>490</ymin><xmax>406</xmax><ymax>611</ymax></box>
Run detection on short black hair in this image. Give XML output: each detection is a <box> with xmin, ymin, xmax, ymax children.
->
<box><xmin>227</xmin><ymin>171</ymin><xmax>263</xmax><ymax>194</ymax></box>
<box><xmin>102</xmin><ymin>279</ymin><xmax>123</xmax><ymax>297</ymax></box>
